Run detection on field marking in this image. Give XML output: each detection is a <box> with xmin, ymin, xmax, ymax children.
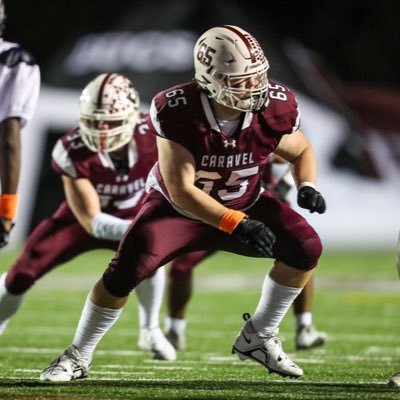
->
<box><xmin>31</xmin><ymin>273</ymin><xmax>400</xmax><ymax>293</ymax></box>
<box><xmin>366</xmin><ymin>346</ymin><xmax>400</xmax><ymax>354</ymax></box>
<box><xmin>14</xmin><ymin>369</ymin><xmax>154</xmax><ymax>375</ymax></box>
<box><xmin>0</xmin><ymin>347</ymin><xmax>144</xmax><ymax>356</ymax></box>
<box><xmin>4</xmin><ymin>327</ymin><xmax>399</xmax><ymax>344</ymax></box>
<box><xmin>3</xmin><ymin>346</ymin><xmax>399</xmax><ymax>364</ymax></box>
<box><xmin>103</xmin><ymin>364</ymin><xmax>193</xmax><ymax>370</ymax></box>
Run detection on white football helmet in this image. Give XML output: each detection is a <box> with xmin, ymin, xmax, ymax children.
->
<box><xmin>79</xmin><ymin>73</ymin><xmax>140</xmax><ymax>153</ymax></box>
<box><xmin>194</xmin><ymin>25</ymin><xmax>269</xmax><ymax>112</ymax></box>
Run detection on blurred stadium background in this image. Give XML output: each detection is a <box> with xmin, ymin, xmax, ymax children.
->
<box><xmin>2</xmin><ymin>0</ymin><xmax>400</xmax><ymax>249</ymax></box>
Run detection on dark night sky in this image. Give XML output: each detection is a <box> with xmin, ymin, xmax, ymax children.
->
<box><xmin>3</xmin><ymin>0</ymin><xmax>400</xmax><ymax>90</ymax></box>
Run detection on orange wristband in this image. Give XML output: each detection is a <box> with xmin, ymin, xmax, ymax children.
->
<box><xmin>0</xmin><ymin>194</ymin><xmax>19</xmax><ymax>220</ymax></box>
<box><xmin>219</xmin><ymin>209</ymin><xmax>247</xmax><ymax>234</ymax></box>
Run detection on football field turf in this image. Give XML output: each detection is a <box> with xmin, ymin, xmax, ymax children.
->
<box><xmin>0</xmin><ymin>249</ymin><xmax>399</xmax><ymax>399</ymax></box>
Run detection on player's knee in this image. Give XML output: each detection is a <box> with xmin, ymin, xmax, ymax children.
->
<box><xmin>169</xmin><ymin>268</ymin><xmax>192</xmax><ymax>281</ymax></box>
<box><xmin>6</xmin><ymin>270</ymin><xmax>36</xmax><ymax>295</ymax></box>
<box><xmin>169</xmin><ymin>262</ymin><xmax>192</xmax><ymax>281</ymax></box>
<box><xmin>102</xmin><ymin>258</ymin><xmax>145</xmax><ymax>297</ymax></box>
<box><xmin>169</xmin><ymin>253</ymin><xmax>201</xmax><ymax>281</ymax></box>
<box><xmin>282</xmin><ymin>234</ymin><xmax>322</xmax><ymax>271</ymax></box>
<box><xmin>102</xmin><ymin>276</ymin><xmax>134</xmax><ymax>297</ymax></box>
<box><xmin>300</xmin><ymin>235</ymin><xmax>323</xmax><ymax>271</ymax></box>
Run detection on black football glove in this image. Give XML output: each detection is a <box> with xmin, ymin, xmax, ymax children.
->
<box><xmin>0</xmin><ymin>219</ymin><xmax>13</xmax><ymax>249</ymax></box>
<box><xmin>297</xmin><ymin>186</ymin><xmax>326</xmax><ymax>214</ymax></box>
<box><xmin>232</xmin><ymin>218</ymin><xmax>276</xmax><ymax>257</ymax></box>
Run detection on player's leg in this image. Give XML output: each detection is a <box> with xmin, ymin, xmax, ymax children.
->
<box><xmin>40</xmin><ymin>281</ymin><xmax>128</xmax><ymax>382</ymax></box>
<box><xmin>135</xmin><ymin>265</ymin><xmax>176</xmax><ymax>360</ymax></box>
<box><xmin>292</xmin><ymin>277</ymin><xmax>327</xmax><ymax>349</ymax></box>
<box><xmin>231</xmin><ymin>193</ymin><xmax>322</xmax><ymax>378</ymax></box>
<box><xmin>0</xmin><ymin>208</ymin><xmax>92</xmax><ymax>335</ymax></box>
<box><xmin>165</xmin><ymin>250</ymin><xmax>211</xmax><ymax>350</ymax></box>
<box><xmin>40</xmin><ymin>192</ymin><xmax>210</xmax><ymax>381</ymax></box>
<box><xmin>165</xmin><ymin>264</ymin><xmax>191</xmax><ymax>350</ymax></box>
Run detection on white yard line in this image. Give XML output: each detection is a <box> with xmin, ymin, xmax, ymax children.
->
<box><xmin>4</xmin><ymin>346</ymin><xmax>399</xmax><ymax>363</ymax></box>
<box><xmin>31</xmin><ymin>274</ymin><xmax>400</xmax><ymax>293</ymax></box>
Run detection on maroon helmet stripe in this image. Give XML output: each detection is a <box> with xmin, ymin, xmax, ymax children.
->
<box><xmin>220</xmin><ymin>25</ymin><xmax>256</xmax><ymax>63</ymax></box>
<box><xmin>97</xmin><ymin>73</ymin><xmax>114</xmax><ymax>108</ymax></box>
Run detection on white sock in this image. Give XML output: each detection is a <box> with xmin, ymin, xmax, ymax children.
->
<box><xmin>165</xmin><ymin>317</ymin><xmax>186</xmax><ymax>335</ymax></box>
<box><xmin>295</xmin><ymin>311</ymin><xmax>312</xmax><ymax>328</ymax></box>
<box><xmin>251</xmin><ymin>274</ymin><xmax>302</xmax><ymax>334</ymax></box>
<box><xmin>72</xmin><ymin>296</ymin><xmax>122</xmax><ymax>360</ymax></box>
<box><xmin>135</xmin><ymin>266</ymin><xmax>166</xmax><ymax>330</ymax></box>
<box><xmin>0</xmin><ymin>273</ymin><xmax>24</xmax><ymax>335</ymax></box>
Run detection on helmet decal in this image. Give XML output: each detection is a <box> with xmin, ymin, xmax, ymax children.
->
<box><xmin>79</xmin><ymin>73</ymin><xmax>140</xmax><ymax>153</ymax></box>
<box><xmin>193</xmin><ymin>26</ymin><xmax>270</xmax><ymax>112</ymax></box>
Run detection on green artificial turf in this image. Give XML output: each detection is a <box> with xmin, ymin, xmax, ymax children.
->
<box><xmin>0</xmin><ymin>248</ymin><xmax>399</xmax><ymax>399</ymax></box>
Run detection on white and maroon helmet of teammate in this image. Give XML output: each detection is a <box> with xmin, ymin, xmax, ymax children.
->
<box><xmin>193</xmin><ymin>25</ymin><xmax>270</xmax><ymax>112</ymax></box>
<box><xmin>79</xmin><ymin>73</ymin><xmax>140</xmax><ymax>153</ymax></box>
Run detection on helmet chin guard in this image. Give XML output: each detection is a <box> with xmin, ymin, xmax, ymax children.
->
<box><xmin>194</xmin><ymin>25</ymin><xmax>270</xmax><ymax>112</ymax></box>
<box><xmin>79</xmin><ymin>73</ymin><xmax>140</xmax><ymax>153</ymax></box>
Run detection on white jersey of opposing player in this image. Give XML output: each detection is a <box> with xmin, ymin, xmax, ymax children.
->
<box><xmin>0</xmin><ymin>40</ymin><xmax>40</xmax><ymax>126</ymax></box>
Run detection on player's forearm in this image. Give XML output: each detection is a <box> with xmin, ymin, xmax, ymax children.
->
<box><xmin>0</xmin><ymin>129</ymin><xmax>21</xmax><ymax>193</ymax></box>
<box><xmin>73</xmin><ymin>210</ymin><xmax>131</xmax><ymax>240</ymax></box>
<box><xmin>90</xmin><ymin>213</ymin><xmax>132</xmax><ymax>240</ymax></box>
<box><xmin>290</xmin><ymin>147</ymin><xmax>317</xmax><ymax>188</ymax></box>
<box><xmin>169</xmin><ymin>184</ymin><xmax>227</xmax><ymax>228</ymax></box>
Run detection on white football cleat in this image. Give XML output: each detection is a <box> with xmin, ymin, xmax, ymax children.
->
<box><xmin>232</xmin><ymin>313</ymin><xmax>303</xmax><ymax>378</ymax></box>
<box><xmin>40</xmin><ymin>345</ymin><xmax>90</xmax><ymax>382</ymax></box>
<box><xmin>388</xmin><ymin>371</ymin><xmax>400</xmax><ymax>387</ymax></box>
<box><xmin>165</xmin><ymin>328</ymin><xmax>186</xmax><ymax>350</ymax></box>
<box><xmin>138</xmin><ymin>327</ymin><xmax>177</xmax><ymax>361</ymax></box>
<box><xmin>295</xmin><ymin>324</ymin><xmax>327</xmax><ymax>350</ymax></box>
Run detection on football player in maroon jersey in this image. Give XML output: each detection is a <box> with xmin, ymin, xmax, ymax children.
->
<box><xmin>41</xmin><ymin>25</ymin><xmax>326</xmax><ymax>382</ymax></box>
<box><xmin>0</xmin><ymin>73</ymin><xmax>180</xmax><ymax>361</ymax></box>
<box><xmin>164</xmin><ymin>155</ymin><xmax>327</xmax><ymax>351</ymax></box>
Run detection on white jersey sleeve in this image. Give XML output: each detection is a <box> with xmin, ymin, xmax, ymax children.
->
<box><xmin>0</xmin><ymin>41</ymin><xmax>40</xmax><ymax>126</ymax></box>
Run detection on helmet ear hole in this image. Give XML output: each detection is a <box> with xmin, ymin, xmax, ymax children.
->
<box><xmin>79</xmin><ymin>73</ymin><xmax>140</xmax><ymax>153</ymax></box>
<box><xmin>193</xmin><ymin>25</ymin><xmax>269</xmax><ymax>112</ymax></box>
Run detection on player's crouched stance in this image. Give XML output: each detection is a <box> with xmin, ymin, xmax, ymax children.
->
<box><xmin>40</xmin><ymin>25</ymin><xmax>326</xmax><ymax>382</ymax></box>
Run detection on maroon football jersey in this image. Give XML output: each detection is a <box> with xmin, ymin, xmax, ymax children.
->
<box><xmin>52</xmin><ymin>113</ymin><xmax>157</xmax><ymax>214</ymax></box>
<box><xmin>146</xmin><ymin>81</ymin><xmax>299</xmax><ymax>210</ymax></box>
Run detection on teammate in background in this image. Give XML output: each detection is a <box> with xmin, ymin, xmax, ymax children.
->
<box><xmin>165</xmin><ymin>155</ymin><xmax>327</xmax><ymax>351</ymax></box>
<box><xmin>0</xmin><ymin>0</ymin><xmax>40</xmax><ymax>248</ymax></box>
<box><xmin>40</xmin><ymin>25</ymin><xmax>326</xmax><ymax>382</ymax></box>
<box><xmin>0</xmin><ymin>73</ymin><xmax>180</xmax><ymax>361</ymax></box>
<box><xmin>388</xmin><ymin>230</ymin><xmax>400</xmax><ymax>387</ymax></box>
